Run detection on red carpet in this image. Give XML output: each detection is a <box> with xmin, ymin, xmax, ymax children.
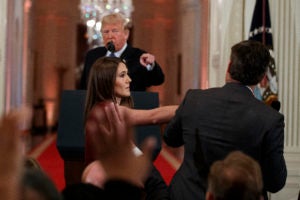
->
<box><xmin>153</xmin><ymin>154</ymin><xmax>175</xmax><ymax>185</ymax></box>
<box><xmin>32</xmin><ymin>135</ymin><xmax>178</xmax><ymax>190</ymax></box>
<box><xmin>36</xmin><ymin>138</ymin><xmax>65</xmax><ymax>190</ymax></box>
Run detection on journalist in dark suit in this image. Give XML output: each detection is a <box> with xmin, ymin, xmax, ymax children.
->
<box><xmin>80</xmin><ymin>13</ymin><xmax>165</xmax><ymax>91</ymax></box>
<box><xmin>163</xmin><ymin>40</ymin><xmax>287</xmax><ymax>200</ymax></box>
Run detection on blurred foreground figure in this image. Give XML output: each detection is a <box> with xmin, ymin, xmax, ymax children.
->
<box><xmin>206</xmin><ymin>151</ymin><xmax>263</xmax><ymax>200</ymax></box>
<box><xmin>0</xmin><ymin>108</ymin><xmax>30</xmax><ymax>199</ymax></box>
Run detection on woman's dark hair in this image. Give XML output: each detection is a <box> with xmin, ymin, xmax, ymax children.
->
<box><xmin>84</xmin><ymin>57</ymin><xmax>133</xmax><ymax>121</ymax></box>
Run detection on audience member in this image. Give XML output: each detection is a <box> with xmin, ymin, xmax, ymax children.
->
<box><xmin>62</xmin><ymin>183</ymin><xmax>104</xmax><ymax>200</ymax></box>
<box><xmin>206</xmin><ymin>151</ymin><xmax>263</xmax><ymax>200</ymax></box>
<box><xmin>84</xmin><ymin>57</ymin><xmax>176</xmax><ymax>199</ymax></box>
<box><xmin>163</xmin><ymin>40</ymin><xmax>287</xmax><ymax>200</ymax></box>
<box><xmin>62</xmin><ymin>101</ymin><xmax>155</xmax><ymax>200</ymax></box>
<box><xmin>0</xmin><ymin>107</ymin><xmax>63</xmax><ymax>200</ymax></box>
<box><xmin>0</xmin><ymin>107</ymin><xmax>33</xmax><ymax>200</ymax></box>
<box><xmin>81</xmin><ymin>160</ymin><xmax>107</xmax><ymax>189</ymax></box>
<box><xmin>80</xmin><ymin>13</ymin><xmax>164</xmax><ymax>91</ymax></box>
<box><xmin>24</xmin><ymin>115</ymin><xmax>63</xmax><ymax>200</ymax></box>
<box><xmin>21</xmin><ymin>168</ymin><xmax>63</xmax><ymax>200</ymax></box>
<box><xmin>0</xmin><ymin>111</ymin><xmax>24</xmax><ymax>200</ymax></box>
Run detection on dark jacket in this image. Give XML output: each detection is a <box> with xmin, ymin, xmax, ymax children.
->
<box><xmin>80</xmin><ymin>45</ymin><xmax>165</xmax><ymax>91</ymax></box>
<box><xmin>164</xmin><ymin>82</ymin><xmax>287</xmax><ymax>200</ymax></box>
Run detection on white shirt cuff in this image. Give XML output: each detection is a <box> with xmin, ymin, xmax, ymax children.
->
<box><xmin>146</xmin><ymin>63</ymin><xmax>155</xmax><ymax>71</ymax></box>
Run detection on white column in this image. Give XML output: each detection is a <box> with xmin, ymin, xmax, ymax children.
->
<box><xmin>268</xmin><ymin>1</ymin><xmax>300</xmax><ymax>198</ymax></box>
<box><xmin>270</xmin><ymin>0</ymin><xmax>300</xmax><ymax>151</ymax></box>
<box><xmin>179</xmin><ymin>0</ymin><xmax>201</xmax><ymax>93</ymax></box>
<box><xmin>0</xmin><ymin>0</ymin><xmax>7</xmax><ymax>114</ymax></box>
<box><xmin>4</xmin><ymin>0</ymin><xmax>25</xmax><ymax>112</ymax></box>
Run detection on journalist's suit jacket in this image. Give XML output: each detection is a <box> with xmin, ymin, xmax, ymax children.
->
<box><xmin>80</xmin><ymin>45</ymin><xmax>165</xmax><ymax>91</ymax></box>
<box><xmin>164</xmin><ymin>82</ymin><xmax>287</xmax><ymax>200</ymax></box>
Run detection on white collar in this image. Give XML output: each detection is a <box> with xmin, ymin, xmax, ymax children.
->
<box><xmin>107</xmin><ymin>43</ymin><xmax>127</xmax><ymax>57</ymax></box>
<box><xmin>245</xmin><ymin>85</ymin><xmax>254</xmax><ymax>96</ymax></box>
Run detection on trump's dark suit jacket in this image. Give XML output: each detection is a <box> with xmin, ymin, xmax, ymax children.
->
<box><xmin>80</xmin><ymin>45</ymin><xmax>165</xmax><ymax>91</ymax></box>
<box><xmin>164</xmin><ymin>82</ymin><xmax>287</xmax><ymax>200</ymax></box>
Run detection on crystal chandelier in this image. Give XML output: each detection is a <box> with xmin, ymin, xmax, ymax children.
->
<box><xmin>79</xmin><ymin>0</ymin><xmax>134</xmax><ymax>47</ymax></box>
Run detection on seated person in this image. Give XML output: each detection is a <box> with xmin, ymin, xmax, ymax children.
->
<box><xmin>206</xmin><ymin>151</ymin><xmax>263</xmax><ymax>200</ymax></box>
<box><xmin>22</xmin><ymin>168</ymin><xmax>63</xmax><ymax>200</ymax></box>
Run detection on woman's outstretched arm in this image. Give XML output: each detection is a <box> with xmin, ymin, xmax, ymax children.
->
<box><xmin>119</xmin><ymin>105</ymin><xmax>178</xmax><ymax>126</ymax></box>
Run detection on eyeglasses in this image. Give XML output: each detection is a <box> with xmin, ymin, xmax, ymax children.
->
<box><xmin>101</xmin><ymin>29</ymin><xmax>121</xmax><ymax>36</ymax></box>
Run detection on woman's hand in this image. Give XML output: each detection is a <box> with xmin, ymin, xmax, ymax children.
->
<box><xmin>85</xmin><ymin>101</ymin><xmax>155</xmax><ymax>187</ymax></box>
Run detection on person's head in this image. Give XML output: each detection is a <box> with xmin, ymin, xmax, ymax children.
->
<box><xmin>226</xmin><ymin>40</ymin><xmax>271</xmax><ymax>86</ymax></box>
<box><xmin>101</xmin><ymin>13</ymin><xmax>130</xmax><ymax>51</ymax></box>
<box><xmin>81</xmin><ymin>161</ymin><xmax>106</xmax><ymax>189</ymax></box>
<box><xmin>21</xmin><ymin>168</ymin><xmax>63</xmax><ymax>200</ymax></box>
<box><xmin>206</xmin><ymin>151</ymin><xmax>263</xmax><ymax>200</ymax></box>
<box><xmin>85</xmin><ymin>57</ymin><xmax>132</xmax><ymax>119</ymax></box>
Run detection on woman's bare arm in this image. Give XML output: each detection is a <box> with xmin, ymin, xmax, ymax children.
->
<box><xmin>119</xmin><ymin>105</ymin><xmax>178</xmax><ymax>126</ymax></box>
<box><xmin>85</xmin><ymin>102</ymin><xmax>155</xmax><ymax>187</ymax></box>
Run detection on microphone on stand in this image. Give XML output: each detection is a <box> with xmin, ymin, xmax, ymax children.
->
<box><xmin>271</xmin><ymin>100</ymin><xmax>281</xmax><ymax>111</ymax></box>
<box><xmin>106</xmin><ymin>41</ymin><xmax>116</xmax><ymax>57</ymax></box>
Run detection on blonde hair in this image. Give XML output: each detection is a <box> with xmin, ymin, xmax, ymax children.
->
<box><xmin>101</xmin><ymin>13</ymin><xmax>130</xmax><ymax>31</ymax></box>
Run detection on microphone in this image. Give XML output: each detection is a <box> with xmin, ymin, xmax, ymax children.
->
<box><xmin>106</xmin><ymin>41</ymin><xmax>115</xmax><ymax>53</ymax></box>
<box><xmin>271</xmin><ymin>100</ymin><xmax>281</xmax><ymax>111</ymax></box>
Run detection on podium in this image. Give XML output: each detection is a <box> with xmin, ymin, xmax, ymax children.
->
<box><xmin>56</xmin><ymin>90</ymin><xmax>86</xmax><ymax>161</ymax></box>
<box><xmin>56</xmin><ymin>90</ymin><xmax>162</xmax><ymax>184</ymax></box>
<box><xmin>130</xmin><ymin>91</ymin><xmax>161</xmax><ymax>160</ymax></box>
